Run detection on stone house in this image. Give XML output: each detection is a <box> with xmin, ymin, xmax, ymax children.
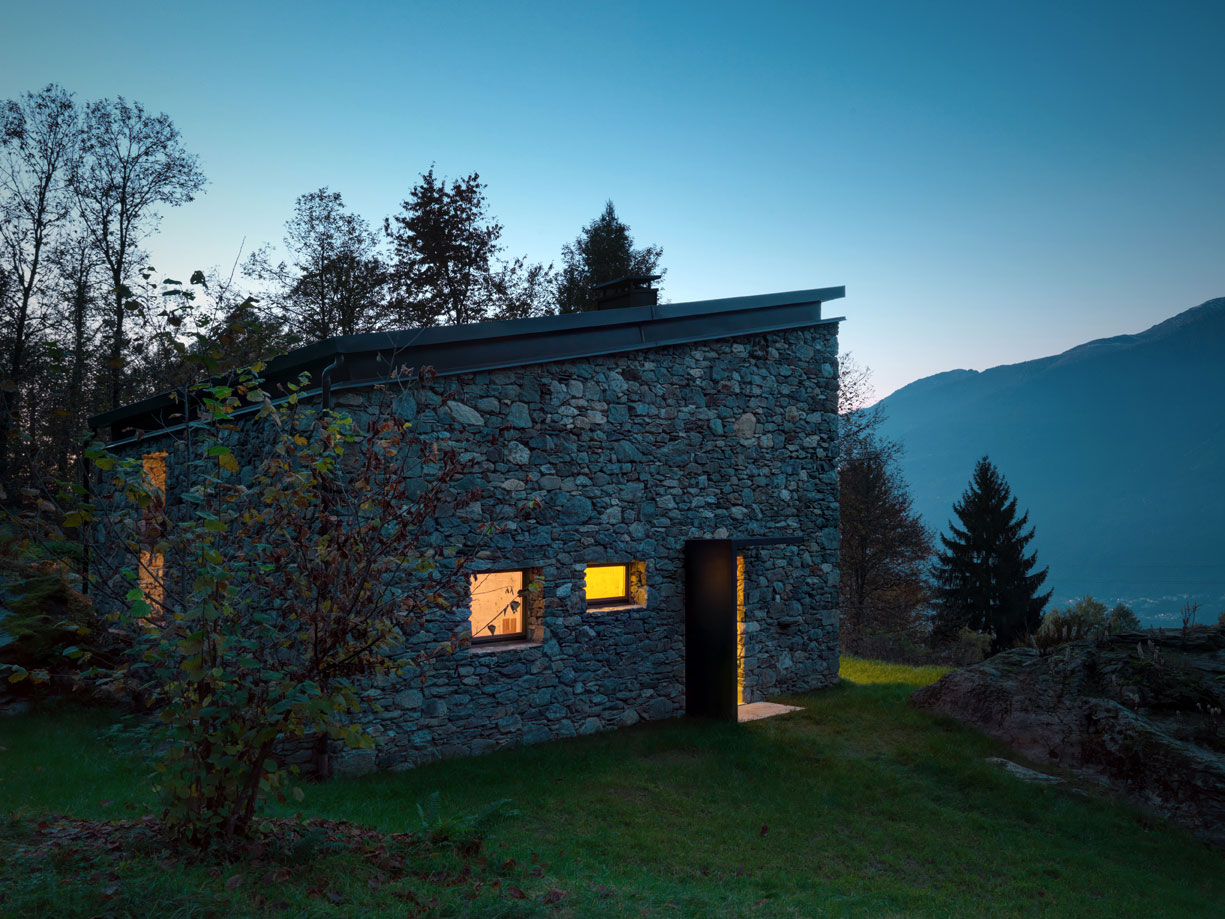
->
<box><xmin>90</xmin><ymin>278</ymin><xmax>845</xmax><ymax>772</ymax></box>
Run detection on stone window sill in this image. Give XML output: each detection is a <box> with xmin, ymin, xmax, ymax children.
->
<box><xmin>586</xmin><ymin>603</ymin><xmax>647</xmax><ymax>614</ymax></box>
<box><xmin>468</xmin><ymin>640</ymin><xmax>542</xmax><ymax>655</ymax></box>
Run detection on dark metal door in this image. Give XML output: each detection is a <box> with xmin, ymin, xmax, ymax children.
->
<box><xmin>684</xmin><ymin>539</ymin><xmax>738</xmax><ymax>721</ymax></box>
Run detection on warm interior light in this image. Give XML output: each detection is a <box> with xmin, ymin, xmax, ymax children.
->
<box><xmin>469</xmin><ymin>570</ymin><xmax>525</xmax><ymax>641</ymax></box>
<box><xmin>585</xmin><ymin>564</ymin><xmax>628</xmax><ymax>604</ymax></box>
<box><xmin>143</xmin><ymin>451</ymin><xmax>167</xmax><ymax>493</ymax></box>
<box><xmin>737</xmin><ymin>554</ymin><xmax>747</xmax><ymax>704</ymax></box>
<box><xmin>140</xmin><ymin>452</ymin><xmax>167</xmax><ymax>618</ymax></box>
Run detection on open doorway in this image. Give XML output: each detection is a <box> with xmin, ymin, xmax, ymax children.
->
<box><xmin>685</xmin><ymin>538</ymin><xmax>804</xmax><ymax>723</ymax></box>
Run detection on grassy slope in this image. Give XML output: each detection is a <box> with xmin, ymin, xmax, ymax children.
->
<box><xmin>1</xmin><ymin>659</ymin><xmax>1222</xmax><ymax>918</ymax></box>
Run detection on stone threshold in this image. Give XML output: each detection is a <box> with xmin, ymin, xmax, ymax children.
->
<box><xmin>738</xmin><ymin>702</ymin><xmax>803</xmax><ymax>722</ymax></box>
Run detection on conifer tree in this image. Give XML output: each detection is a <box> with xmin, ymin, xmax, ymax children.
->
<box><xmin>385</xmin><ymin>169</ymin><xmax>554</xmax><ymax>327</ymax></box>
<box><xmin>932</xmin><ymin>456</ymin><xmax>1051</xmax><ymax>650</ymax></box>
<box><xmin>556</xmin><ymin>201</ymin><xmax>663</xmax><ymax>313</ymax></box>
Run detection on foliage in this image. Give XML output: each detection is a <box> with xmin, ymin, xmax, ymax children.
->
<box><xmin>385</xmin><ymin>168</ymin><xmax>554</xmax><ymax>327</ymax></box>
<box><xmin>836</xmin><ymin>355</ymin><xmax>933</xmax><ymax>655</ymax></box>
<box><xmin>948</xmin><ymin>625</ymin><xmax>994</xmax><ymax>665</ymax></box>
<box><xmin>556</xmin><ymin>200</ymin><xmax>663</xmax><ymax>313</ymax></box>
<box><xmin>71</xmin><ymin>94</ymin><xmax>207</xmax><ymax>410</ymax></box>
<box><xmin>413</xmin><ymin>790</ymin><xmax>516</xmax><ymax>849</ymax></box>
<box><xmin>839</xmin><ymin>448</ymin><xmax>933</xmax><ymax>646</ymax></box>
<box><xmin>73</xmin><ymin>353</ymin><xmax>516</xmax><ymax>848</ymax></box>
<box><xmin>932</xmin><ymin>456</ymin><xmax>1051</xmax><ymax>651</ymax></box>
<box><xmin>244</xmin><ymin>188</ymin><xmax>385</xmax><ymax>341</ymax></box>
<box><xmin>0</xmin><ymin>84</ymin><xmax>79</xmax><ymax>486</ymax></box>
<box><xmin>1033</xmin><ymin>596</ymin><xmax>1141</xmax><ymax>651</ymax></box>
<box><xmin>0</xmin><ymin>515</ymin><xmax>99</xmax><ymax>690</ymax></box>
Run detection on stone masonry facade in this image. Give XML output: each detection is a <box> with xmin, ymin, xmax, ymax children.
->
<box><xmin>104</xmin><ymin>321</ymin><xmax>842</xmax><ymax>774</ymax></box>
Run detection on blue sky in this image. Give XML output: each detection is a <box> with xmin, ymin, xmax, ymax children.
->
<box><xmin>3</xmin><ymin>0</ymin><xmax>1222</xmax><ymax>398</ymax></box>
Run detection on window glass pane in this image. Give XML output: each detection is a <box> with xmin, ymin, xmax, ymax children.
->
<box><xmin>586</xmin><ymin>564</ymin><xmax>627</xmax><ymax>602</ymax></box>
<box><xmin>469</xmin><ymin>570</ymin><xmax>525</xmax><ymax>640</ymax></box>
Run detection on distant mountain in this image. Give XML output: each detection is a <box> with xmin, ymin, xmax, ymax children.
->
<box><xmin>876</xmin><ymin>298</ymin><xmax>1225</xmax><ymax>625</ymax></box>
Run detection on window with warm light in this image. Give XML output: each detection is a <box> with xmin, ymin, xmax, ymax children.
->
<box><xmin>468</xmin><ymin>569</ymin><xmax>528</xmax><ymax>643</ymax></box>
<box><xmin>139</xmin><ymin>452</ymin><xmax>167</xmax><ymax>618</ymax></box>
<box><xmin>585</xmin><ymin>563</ymin><xmax>630</xmax><ymax>606</ymax></box>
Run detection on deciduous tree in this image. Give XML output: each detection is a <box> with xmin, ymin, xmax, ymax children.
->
<box><xmin>245</xmin><ymin>188</ymin><xmax>384</xmax><ymax>341</ymax></box>
<box><xmin>71</xmin><ymin>97</ymin><xmax>206</xmax><ymax>410</ymax></box>
<box><xmin>0</xmin><ymin>84</ymin><xmax>79</xmax><ymax>485</ymax></box>
<box><xmin>836</xmin><ymin>355</ymin><xmax>933</xmax><ymax>650</ymax></box>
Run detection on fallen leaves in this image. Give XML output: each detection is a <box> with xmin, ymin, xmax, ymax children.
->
<box><xmin>1</xmin><ymin>813</ymin><xmax>572</xmax><ymax>914</ymax></box>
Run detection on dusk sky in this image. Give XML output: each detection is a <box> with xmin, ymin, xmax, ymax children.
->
<box><xmin>4</xmin><ymin>0</ymin><xmax>1222</xmax><ymax>399</ymax></box>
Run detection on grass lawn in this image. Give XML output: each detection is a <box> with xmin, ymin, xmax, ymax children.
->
<box><xmin>2</xmin><ymin>657</ymin><xmax>1223</xmax><ymax>917</ymax></box>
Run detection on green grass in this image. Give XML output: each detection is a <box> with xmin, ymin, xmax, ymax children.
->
<box><xmin>1</xmin><ymin>658</ymin><xmax>1223</xmax><ymax>918</ymax></box>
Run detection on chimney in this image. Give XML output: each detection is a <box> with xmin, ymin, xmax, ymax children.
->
<box><xmin>590</xmin><ymin>274</ymin><xmax>661</xmax><ymax>311</ymax></box>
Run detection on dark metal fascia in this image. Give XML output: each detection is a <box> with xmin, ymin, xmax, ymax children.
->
<box><xmin>90</xmin><ymin>285</ymin><xmax>845</xmax><ymax>434</ymax></box>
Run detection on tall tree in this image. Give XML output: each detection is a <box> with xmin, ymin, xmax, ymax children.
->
<box><xmin>245</xmin><ymin>188</ymin><xmax>384</xmax><ymax>341</ymax></box>
<box><xmin>836</xmin><ymin>355</ymin><xmax>932</xmax><ymax>648</ymax></box>
<box><xmin>385</xmin><ymin>168</ymin><xmax>553</xmax><ymax>327</ymax></box>
<box><xmin>556</xmin><ymin>201</ymin><xmax>663</xmax><ymax>313</ymax></box>
<box><xmin>0</xmin><ymin>84</ymin><xmax>78</xmax><ymax>485</ymax></box>
<box><xmin>840</xmin><ymin>449</ymin><xmax>933</xmax><ymax>646</ymax></box>
<box><xmin>71</xmin><ymin>97</ymin><xmax>206</xmax><ymax>411</ymax></box>
<box><xmin>41</xmin><ymin>230</ymin><xmax>103</xmax><ymax>481</ymax></box>
<box><xmin>932</xmin><ymin>457</ymin><xmax>1051</xmax><ymax>651</ymax></box>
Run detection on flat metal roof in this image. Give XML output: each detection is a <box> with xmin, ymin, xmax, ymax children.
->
<box><xmin>91</xmin><ymin>285</ymin><xmax>844</xmax><ymax>438</ymax></box>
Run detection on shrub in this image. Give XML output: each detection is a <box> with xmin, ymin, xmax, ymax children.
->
<box><xmin>75</xmin><ymin>363</ymin><xmax>522</xmax><ymax>848</ymax></box>
<box><xmin>948</xmin><ymin>626</ymin><xmax>993</xmax><ymax>666</ymax></box>
<box><xmin>0</xmin><ymin>526</ymin><xmax>93</xmax><ymax>690</ymax></box>
<box><xmin>1033</xmin><ymin>596</ymin><xmax>1142</xmax><ymax>650</ymax></box>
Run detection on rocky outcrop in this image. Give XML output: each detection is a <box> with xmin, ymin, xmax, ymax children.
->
<box><xmin>912</xmin><ymin>628</ymin><xmax>1225</xmax><ymax>845</ymax></box>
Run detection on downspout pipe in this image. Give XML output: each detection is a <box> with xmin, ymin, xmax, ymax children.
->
<box><xmin>320</xmin><ymin>353</ymin><xmax>346</xmax><ymax>411</ymax></box>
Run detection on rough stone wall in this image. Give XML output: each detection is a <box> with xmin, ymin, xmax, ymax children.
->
<box><xmin>103</xmin><ymin>323</ymin><xmax>841</xmax><ymax>772</ymax></box>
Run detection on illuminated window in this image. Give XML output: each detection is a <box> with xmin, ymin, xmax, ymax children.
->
<box><xmin>140</xmin><ymin>452</ymin><xmax>167</xmax><ymax>618</ymax></box>
<box><xmin>737</xmin><ymin>554</ymin><xmax>747</xmax><ymax>704</ymax></box>
<box><xmin>469</xmin><ymin>569</ymin><xmax>528</xmax><ymax>643</ymax></box>
<box><xmin>585</xmin><ymin>563</ymin><xmax>629</xmax><ymax>606</ymax></box>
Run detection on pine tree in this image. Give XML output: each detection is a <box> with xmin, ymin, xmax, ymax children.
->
<box><xmin>556</xmin><ymin>201</ymin><xmax>663</xmax><ymax>313</ymax></box>
<box><xmin>384</xmin><ymin>169</ymin><xmax>554</xmax><ymax>327</ymax></box>
<box><xmin>932</xmin><ymin>457</ymin><xmax>1051</xmax><ymax>650</ymax></box>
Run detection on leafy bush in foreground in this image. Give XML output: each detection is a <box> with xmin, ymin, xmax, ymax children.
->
<box><xmin>72</xmin><ymin>359</ymin><xmax>519</xmax><ymax>848</ymax></box>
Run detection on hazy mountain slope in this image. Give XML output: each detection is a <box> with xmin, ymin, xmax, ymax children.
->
<box><xmin>876</xmin><ymin>298</ymin><xmax>1225</xmax><ymax>623</ymax></box>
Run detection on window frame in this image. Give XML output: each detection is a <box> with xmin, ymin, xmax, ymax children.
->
<box><xmin>468</xmin><ymin>567</ymin><xmax>531</xmax><ymax>644</ymax></box>
<box><xmin>584</xmin><ymin>563</ymin><xmax>632</xmax><ymax>608</ymax></box>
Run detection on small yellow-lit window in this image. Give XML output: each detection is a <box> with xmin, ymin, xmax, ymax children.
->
<box><xmin>585</xmin><ymin>564</ymin><xmax>629</xmax><ymax>606</ymax></box>
<box><xmin>469</xmin><ymin>570</ymin><xmax>527</xmax><ymax>642</ymax></box>
<box><xmin>140</xmin><ymin>452</ymin><xmax>167</xmax><ymax>618</ymax></box>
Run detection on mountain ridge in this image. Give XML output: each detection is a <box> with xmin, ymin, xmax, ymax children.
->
<box><xmin>876</xmin><ymin>298</ymin><xmax>1225</xmax><ymax>624</ymax></box>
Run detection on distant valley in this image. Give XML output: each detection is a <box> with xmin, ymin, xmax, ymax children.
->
<box><xmin>876</xmin><ymin>298</ymin><xmax>1225</xmax><ymax>625</ymax></box>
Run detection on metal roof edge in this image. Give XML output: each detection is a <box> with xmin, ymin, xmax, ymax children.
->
<box><xmin>90</xmin><ymin>285</ymin><xmax>845</xmax><ymax>433</ymax></box>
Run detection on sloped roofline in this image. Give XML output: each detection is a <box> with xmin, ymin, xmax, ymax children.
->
<box><xmin>91</xmin><ymin>285</ymin><xmax>845</xmax><ymax>438</ymax></box>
